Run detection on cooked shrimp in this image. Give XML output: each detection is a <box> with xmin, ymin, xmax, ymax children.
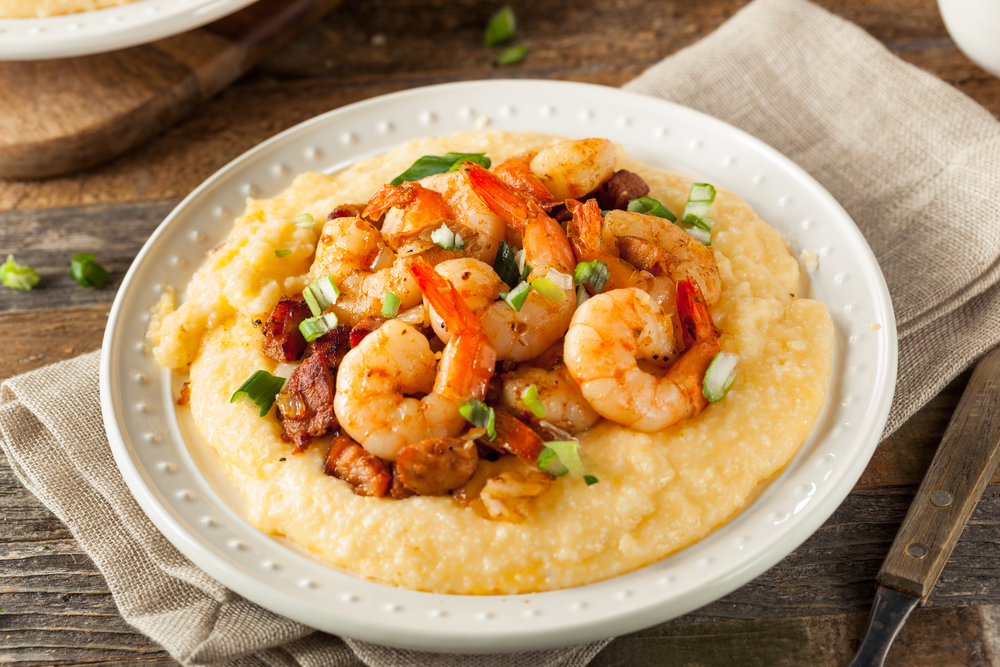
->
<box><xmin>500</xmin><ymin>363</ymin><xmax>601</xmax><ymax>435</ymax></box>
<box><xmin>602</xmin><ymin>209</ymin><xmax>721</xmax><ymax>306</ymax></box>
<box><xmin>492</xmin><ymin>153</ymin><xmax>556</xmax><ymax>206</ymax></box>
<box><xmin>528</xmin><ymin>138</ymin><xmax>618</xmax><ymax>201</ymax></box>
<box><xmin>365</xmin><ymin>172</ymin><xmax>506</xmax><ymax>264</ymax></box>
<box><xmin>563</xmin><ymin>279</ymin><xmax>720</xmax><ymax>432</ymax></box>
<box><xmin>309</xmin><ymin>215</ymin><xmax>421</xmax><ymax>326</ymax></box>
<box><xmin>334</xmin><ymin>258</ymin><xmax>496</xmax><ymax>460</ymax></box>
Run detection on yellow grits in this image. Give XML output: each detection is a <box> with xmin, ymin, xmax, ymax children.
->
<box><xmin>0</xmin><ymin>0</ymin><xmax>138</xmax><ymax>17</ymax></box>
<box><xmin>148</xmin><ymin>131</ymin><xmax>833</xmax><ymax>595</ymax></box>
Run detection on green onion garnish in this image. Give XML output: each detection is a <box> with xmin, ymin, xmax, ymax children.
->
<box><xmin>274</xmin><ymin>249</ymin><xmax>293</xmax><ymax>257</ymax></box>
<box><xmin>573</xmin><ymin>261</ymin><xmax>610</xmax><ymax>294</ymax></box>
<box><xmin>430</xmin><ymin>224</ymin><xmax>465</xmax><ymax>250</ymax></box>
<box><xmin>390</xmin><ymin>153</ymin><xmax>492</xmax><ymax>186</ymax></box>
<box><xmin>529</xmin><ymin>277</ymin><xmax>566</xmax><ymax>302</ymax></box>
<box><xmin>295</xmin><ymin>213</ymin><xmax>315</xmax><ymax>228</ymax></box>
<box><xmin>303</xmin><ymin>274</ymin><xmax>340</xmax><ymax>317</ymax></box>
<box><xmin>576</xmin><ymin>283</ymin><xmax>590</xmax><ymax>307</ymax></box>
<box><xmin>537</xmin><ymin>440</ymin><xmax>598</xmax><ymax>484</ymax></box>
<box><xmin>299</xmin><ymin>312</ymin><xmax>339</xmax><ymax>343</ymax></box>
<box><xmin>496</xmin><ymin>45</ymin><xmax>527</xmax><ymax>66</ymax></box>
<box><xmin>499</xmin><ymin>281</ymin><xmax>531</xmax><ymax>312</ymax></box>
<box><xmin>493</xmin><ymin>240</ymin><xmax>521</xmax><ymax>289</ymax></box>
<box><xmin>702</xmin><ymin>351</ymin><xmax>739</xmax><ymax>403</ymax></box>
<box><xmin>627</xmin><ymin>196</ymin><xmax>677</xmax><ymax>222</ymax></box>
<box><xmin>231</xmin><ymin>370</ymin><xmax>286</xmax><ymax>417</ymax></box>
<box><xmin>521</xmin><ymin>385</ymin><xmax>546</xmax><ymax>418</ymax></box>
<box><xmin>69</xmin><ymin>253</ymin><xmax>110</xmax><ymax>288</ymax></box>
<box><xmin>381</xmin><ymin>291</ymin><xmax>401</xmax><ymax>318</ymax></box>
<box><xmin>484</xmin><ymin>5</ymin><xmax>516</xmax><ymax>46</ymax></box>
<box><xmin>0</xmin><ymin>255</ymin><xmax>40</xmax><ymax>291</ymax></box>
<box><xmin>459</xmin><ymin>398</ymin><xmax>496</xmax><ymax>439</ymax></box>
<box><xmin>681</xmin><ymin>183</ymin><xmax>717</xmax><ymax>245</ymax></box>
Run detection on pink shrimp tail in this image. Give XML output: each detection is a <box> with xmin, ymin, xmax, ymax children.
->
<box><xmin>492</xmin><ymin>154</ymin><xmax>556</xmax><ymax>206</ymax></box>
<box><xmin>677</xmin><ymin>278</ymin><xmax>719</xmax><ymax>349</ymax></box>
<box><xmin>464</xmin><ymin>162</ymin><xmax>534</xmax><ymax>232</ymax></box>
<box><xmin>362</xmin><ymin>183</ymin><xmax>419</xmax><ymax>221</ymax></box>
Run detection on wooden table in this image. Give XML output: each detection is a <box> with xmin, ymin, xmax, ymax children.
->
<box><xmin>2</xmin><ymin>1</ymin><xmax>999</xmax><ymax>664</ymax></box>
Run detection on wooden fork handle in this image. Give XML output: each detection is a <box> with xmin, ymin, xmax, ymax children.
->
<box><xmin>878</xmin><ymin>347</ymin><xmax>1000</xmax><ymax>602</ymax></box>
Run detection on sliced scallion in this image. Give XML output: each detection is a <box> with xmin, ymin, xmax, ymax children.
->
<box><xmin>702</xmin><ymin>351</ymin><xmax>739</xmax><ymax>403</ymax></box>
<box><xmin>390</xmin><ymin>153</ymin><xmax>491</xmax><ymax>186</ymax></box>
<box><xmin>576</xmin><ymin>283</ymin><xmax>590</xmax><ymax>307</ymax></box>
<box><xmin>496</xmin><ymin>45</ymin><xmax>527</xmax><ymax>66</ymax></box>
<box><xmin>536</xmin><ymin>448</ymin><xmax>568</xmax><ymax>477</ymax></box>
<box><xmin>538</xmin><ymin>440</ymin><xmax>598</xmax><ymax>483</ymax></box>
<box><xmin>0</xmin><ymin>255</ymin><xmax>40</xmax><ymax>291</ymax></box>
<box><xmin>69</xmin><ymin>253</ymin><xmax>110</xmax><ymax>288</ymax></box>
<box><xmin>303</xmin><ymin>274</ymin><xmax>340</xmax><ymax>317</ymax></box>
<box><xmin>493</xmin><ymin>239</ymin><xmax>521</xmax><ymax>289</ymax></box>
<box><xmin>381</xmin><ymin>291</ymin><xmax>401</xmax><ymax>318</ymax></box>
<box><xmin>431</xmin><ymin>224</ymin><xmax>465</xmax><ymax>250</ymax></box>
<box><xmin>484</xmin><ymin>5</ymin><xmax>516</xmax><ymax>46</ymax></box>
<box><xmin>681</xmin><ymin>183</ymin><xmax>717</xmax><ymax>245</ymax></box>
<box><xmin>529</xmin><ymin>277</ymin><xmax>565</xmax><ymax>302</ymax></box>
<box><xmin>231</xmin><ymin>370</ymin><xmax>286</xmax><ymax>417</ymax></box>
<box><xmin>573</xmin><ymin>260</ymin><xmax>610</xmax><ymax>294</ymax></box>
<box><xmin>459</xmin><ymin>398</ymin><xmax>496</xmax><ymax>439</ymax></box>
<box><xmin>295</xmin><ymin>213</ymin><xmax>315</xmax><ymax>228</ymax></box>
<box><xmin>299</xmin><ymin>312</ymin><xmax>339</xmax><ymax>343</ymax></box>
<box><xmin>627</xmin><ymin>196</ymin><xmax>677</xmax><ymax>222</ymax></box>
<box><xmin>521</xmin><ymin>384</ymin><xmax>546</xmax><ymax>418</ymax></box>
<box><xmin>499</xmin><ymin>281</ymin><xmax>531</xmax><ymax>312</ymax></box>
<box><xmin>274</xmin><ymin>249</ymin><xmax>293</xmax><ymax>257</ymax></box>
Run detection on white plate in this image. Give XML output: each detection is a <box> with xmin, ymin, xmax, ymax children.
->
<box><xmin>0</xmin><ymin>0</ymin><xmax>257</xmax><ymax>61</ymax></box>
<box><xmin>101</xmin><ymin>79</ymin><xmax>897</xmax><ymax>653</ymax></box>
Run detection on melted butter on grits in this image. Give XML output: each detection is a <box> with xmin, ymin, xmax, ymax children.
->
<box><xmin>0</xmin><ymin>0</ymin><xmax>138</xmax><ymax>17</ymax></box>
<box><xmin>148</xmin><ymin>131</ymin><xmax>833</xmax><ymax>594</ymax></box>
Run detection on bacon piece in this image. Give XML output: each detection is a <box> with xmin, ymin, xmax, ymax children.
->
<box><xmin>327</xmin><ymin>204</ymin><xmax>365</xmax><ymax>220</ymax></box>
<box><xmin>480</xmin><ymin>410</ymin><xmax>545</xmax><ymax>465</ymax></box>
<box><xmin>277</xmin><ymin>325</ymin><xmax>351</xmax><ymax>451</ymax></box>
<box><xmin>323</xmin><ymin>433</ymin><xmax>392</xmax><ymax>497</ymax></box>
<box><xmin>388</xmin><ymin>463</ymin><xmax>416</xmax><ymax>499</ymax></box>
<box><xmin>349</xmin><ymin>315</ymin><xmax>389</xmax><ymax>348</ymax></box>
<box><xmin>262</xmin><ymin>296</ymin><xmax>311</xmax><ymax>362</ymax></box>
<box><xmin>396</xmin><ymin>437</ymin><xmax>479</xmax><ymax>496</ymax></box>
<box><xmin>177</xmin><ymin>382</ymin><xmax>191</xmax><ymax>406</ymax></box>
<box><xmin>593</xmin><ymin>170</ymin><xmax>650</xmax><ymax>211</ymax></box>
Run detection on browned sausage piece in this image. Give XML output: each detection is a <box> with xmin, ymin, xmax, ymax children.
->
<box><xmin>349</xmin><ymin>315</ymin><xmax>389</xmax><ymax>348</ymax></box>
<box><xmin>262</xmin><ymin>296</ymin><xmax>311</xmax><ymax>362</ymax></box>
<box><xmin>485</xmin><ymin>411</ymin><xmax>545</xmax><ymax>466</ymax></box>
<box><xmin>396</xmin><ymin>437</ymin><xmax>479</xmax><ymax>496</ymax></box>
<box><xmin>593</xmin><ymin>170</ymin><xmax>651</xmax><ymax>211</ymax></box>
<box><xmin>388</xmin><ymin>463</ymin><xmax>416</xmax><ymax>499</ymax></box>
<box><xmin>327</xmin><ymin>204</ymin><xmax>366</xmax><ymax>220</ymax></box>
<box><xmin>323</xmin><ymin>433</ymin><xmax>392</xmax><ymax>497</ymax></box>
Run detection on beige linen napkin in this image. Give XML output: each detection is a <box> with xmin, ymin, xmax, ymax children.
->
<box><xmin>3</xmin><ymin>0</ymin><xmax>1000</xmax><ymax>665</ymax></box>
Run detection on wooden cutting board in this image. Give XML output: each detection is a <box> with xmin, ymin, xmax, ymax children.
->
<box><xmin>0</xmin><ymin>0</ymin><xmax>340</xmax><ymax>180</ymax></box>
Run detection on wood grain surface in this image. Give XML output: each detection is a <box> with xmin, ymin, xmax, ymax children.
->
<box><xmin>2</xmin><ymin>0</ymin><xmax>1000</xmax><ymax>665</ymax></box>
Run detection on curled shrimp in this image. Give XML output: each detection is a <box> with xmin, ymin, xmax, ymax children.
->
<box><xmin>492</xmin><ymin>153</ymin><xmax>556</xmax><ymax>206</ymax></box>
<box><xmin>563</xmin><ymin>279</ymin><xmax>720</xmax><ymax>432</ymax></box>
<box><xmin>333</xmin><ymin>258</ymin><xmax>496</xmax><ymax>460</ymax></box>
<box><xmin>364</xmin><ymin>173</ymin><xmax>506</xmax><ymax>263</ymax></box>
<box><xmin>500</xmin><ymin>361</ymin><xmax>600</xmax><ymax>435</ymax></box>
<box><xmin>310</xmin><ymin>215</ymin><xmax>421</xmax><ymax>326</ymax></box>
<box><xmin>528</xmin><ymin>138</ymin><xmax>618</xmax><ymax>201</ymax></box>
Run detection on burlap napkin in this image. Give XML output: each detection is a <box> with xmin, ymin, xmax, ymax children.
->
<box><xmin>3</xmin><ymin>0</ymin><xmax>1000</xmax><ymax>664</ymax></box>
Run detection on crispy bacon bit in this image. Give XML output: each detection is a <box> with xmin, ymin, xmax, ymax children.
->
<box><xmin>177</xmin><ymin>381</ymin><xmax>191</xmax><ymax>406</ymax></box>
<box><xmin>262</xmin><ymin>296</ymin><xmax>311</xmax><ymax>362</ymax></box>
<box><xmin>396</xmin><ymin>437</ymin><xmax>479</xmax><ymax>496</ymax></box>
<box><xmin>323</xmin><ymin>433</ymin><xmax>392</xmax><ymax>497</ymax></box>
<box><xmin>480</xmin><ymin>469</ymin><xmax>553</xmax><ymax>522</ymax></box>
<box><xmin>594</xmin><ymin>170</ymin><xmax>650</xmax><ymax>211</ymax></box>
<box><xmin>350</xmin><ymin>315</ymin><xmax>389</xmax><ymax>348</ymax></box>
<box><xmin>388</xmin><ymin>463</ymin><xmax>416</xmax><ymax>499</ymax></box>
<box><xmin>308</xmin><ymin>324</ymin><xmax>352</xmax><ymax>366</ymax></box>
<box><xmin>327</xmin><ymin>204</ymin><xmax>365</xmax><ymax>220</ymax></box>
<box><xmin>481</xmin><ymin>410</ymin><xmax>545</xmax><ymax>465</ymax></box>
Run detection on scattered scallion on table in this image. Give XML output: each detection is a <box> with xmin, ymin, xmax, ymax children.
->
<box><xmin>495</xmin><ymin>45</ymin><xmax>527</xmax><ymax>66</ymax></box>
<box><xmin>0</xmin><ymin>255</ymin><xmax>40</xmax><ymax>291</ymax></box>
<box><xmin>69</xmin><ymin>253</ymin><xmax>110</xmax><ymax>288</ymax></box>
<box><xmin>484</xmin><ymin>5</ymin><xmax>516</xmax><ymax>46</ymax></box>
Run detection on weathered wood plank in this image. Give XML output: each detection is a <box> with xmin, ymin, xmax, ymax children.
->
<box><xmin>0</xmin><ymin>305</ymin><xmax>109</xmax><ymax>381</ymax></box>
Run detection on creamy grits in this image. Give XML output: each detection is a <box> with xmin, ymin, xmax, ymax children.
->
<box><xmin>0</xmin><ymin>0</ymin><xmax>138</xmax><ymax>17</ymax></box>
<box><xmin>148</xmin><ymin>131</ymin><xmax>833</xmax><ymax>594</ymax></box>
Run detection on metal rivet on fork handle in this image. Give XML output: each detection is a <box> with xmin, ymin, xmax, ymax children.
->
<box><xmin>907</xmin><ymin>542</ymin><xmax>928</xmax><ymax>559</ymax></box>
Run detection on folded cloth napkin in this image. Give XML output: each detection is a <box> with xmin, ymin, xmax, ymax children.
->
<box><xmin>3</xmin><ymin>0</ymin><xmax>999</xmax><ymax>665</ymax></box>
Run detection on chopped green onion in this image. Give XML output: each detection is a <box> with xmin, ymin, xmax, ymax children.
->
<box><xmin>496</xmin><ymin>45</ymin><xmax>527</xmax><ymax>66</ymax></box>
<box><xmin>576</xmin><ymin>283</ymin><xmax>590</xmax><ymax>307</ymax></box>
<box><xmin>231</xmin><ymin>370</ymin><xmax>286</xmax><ymax>417</ymax></box>
<box><xmin>627</xmin><ymin>196</ymin><xmax>677</xmax><ymax>222</ymax></box>
<box><xmin>703</xmin><ymin>351</ymin><xmax>739</xmax><ymax>403</ymax></box>
<box><xmin>0</xmin><ymin>255</ymin><xmax>40</xmax><ymax>291</ymax></box>
<box><xmin>69</xmin><ymin>253</ymin><xmax>110</xmax><ymax>288</ymax></box>
<box><xmin>274</xmin><ymin>249</ymin><xmax>293</xmax><ymax>257</ymax></box>
<box><xmin>295</xmin><ymin>213</ymin><xmax>315</xmax><ymax>228</ymax></box>
<box><xmin>299</xmin><ymin>312</ymin><xmax>339</xmax><ymax>342</ymax></box>
<box><xmin>521</xmin><ymin>263</ymin><xmax>533</xmax><ymax>282</ymax></box>
<box><xmin>499</xmin><ymin>281</ymin><xmax>531</xmax><ymax>312</ymax></box>
<box><xmin>493</xmin><ymin>239</ymin><xmax>521</xmax><ymax>289</ymax></box>
<box><xmin>681</xmin><ymin>183</ymin><xmax>717</xmax><ymax>245</ymax></box>
<box><xmin>529</xmin><ymin>277</ymin><xmax>565</xmax><ymax>302</ymax></box>
<box><xmin>431</xmin><ymin>224</ymin><xmax>465</xmax><ymax>250</ymax></box>
<box><xmin>685</xmin><ymin>225</ymin><xmax>713</xmax><ymax>245</ymax></box>
<box><xmin>546</xmin><ymin>270</ymin><xmax>573</xmax><ymax>291</ymax></box>
<box><xmin>521</xmin><ymin>385</ymin><xmax>546</xmax><ymax>418</ymax></box>
<box><xmin>303</xmin><ymin>274</ymin><xmax>340</xmax><ymax>317</ymax></box>
<box><xmin>484</xmin><ymin>5</ymin><xmax>516</xmax><ymax>46</ymax></box>
<box><xmin>381</xmin><ymin>291</ymin><xmax>401</xmax><ymax>318</ymax></box>
<box><xmin>390</xmin><ymin>153</ymin><xmax>492</xmax><ymax>186</ymax></box>
<box><xmin>538</xmin><ymin>440</ymin><xmax>598</xmax><ymax>483</ymax></box>
<box><xmin>573</xmin><ymin>261</ymin><xmax>610</xmax><ymax>294</ymax></box>
<box><xmin>459</xmin><ymin>399</ymin><xmax>496</xmax><ymax>439</ymax></box>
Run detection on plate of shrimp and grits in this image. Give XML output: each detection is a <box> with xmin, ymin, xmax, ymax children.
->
<box><xmin>101</xmin><ymin>80</ymin><xmax>896</xmax><ymax>652</ymax></box>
